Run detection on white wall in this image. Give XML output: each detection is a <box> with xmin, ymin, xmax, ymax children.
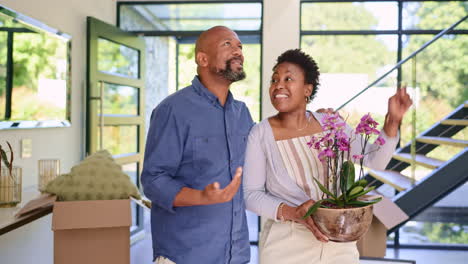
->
<box><xmin>0</xmin><ymin>0</ymin><xmax>116</xmax><ymax>263</ymax></box>
<box><xmin>262</xmin><ymin>0</ymin><xmax>301</xmax><ymax>118</ymax></box>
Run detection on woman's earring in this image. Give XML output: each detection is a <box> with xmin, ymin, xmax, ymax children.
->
<box><xmin>305</xmin><ymin>96</ymin><xmax>310</xmax><ymax>103</ymax></box>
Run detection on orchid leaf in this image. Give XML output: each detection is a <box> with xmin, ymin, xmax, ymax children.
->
<box><xmin>347</xmin><ymin>179</ymin><xmax>367</xmax><ymax>193</ymax></box>
<box><xmin>303</xmin><ymin>200</ymin><xmax>323</xmax><ymax>219</ymax></box>
<box><xmin>6</xmin><ymin>141</ymin><xmax>13</xmax><ymax>176</ymax></box>
<box><xmin>313</xmin><ymin>178</ymin><xmax>337</xmax><ymax>199</ymax></box>
<box><xmin>349</xmin><ymin>186</ymin><xmax>364</xmax><ymax>197</ymax></box>
<box><xmin>358</xmin><ymin>179</ymin><xmax>368</xmax><ymax>187</ymax></box>
<box><xmin>0</xmin><ymin>146</ymin><xmax>10</xmax><ymax>169</ymax></box>
<box><xmin>347</xmin><ymin>186</ymin><xmax>376</xmax><ymax>201</ymax></box>
<box><xmin>323</xmin><ymin>198</ymin><xmax>337</xmax><ymax>205</ymax></box>
<box><xmin>342</xmin><ymin>160</ymin><xmax>355</xmax><ymax>190</ymax></box>
<box><xmin>347</xmin><ymin>197</ymin><xmax>382</xmax><ymax>206</ymax></box>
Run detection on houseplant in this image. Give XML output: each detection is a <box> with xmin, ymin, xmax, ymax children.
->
<box><xmin>0</xmin><ymin>141</ymin><xmax>22</xmax><ymax>207</ymax></box>
<box><xmin>303</xmin><ymin>113</ymin><xmax>385</xmax><ymax>242</ymax></box>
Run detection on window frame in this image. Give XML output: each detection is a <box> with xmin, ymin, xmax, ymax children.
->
<box><xmin>300</xmin><ymin>0</ymin><xmax>468</xmax><ymax>251</ymax></box>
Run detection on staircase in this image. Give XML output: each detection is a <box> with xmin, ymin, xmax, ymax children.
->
<box><xmin>364</xmin><ymin>101</ymin><xmax>468</xmax><ymax>234</ymax></box>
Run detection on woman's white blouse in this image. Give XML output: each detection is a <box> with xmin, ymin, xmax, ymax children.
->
<box><xmin>242</xmin><ymin>112</ymin><xmax>399</xmax><ymax>221</ymax></box>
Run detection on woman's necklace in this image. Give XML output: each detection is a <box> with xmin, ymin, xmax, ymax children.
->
<box><xmin>297</xmin><ymin>112</ymin><xmax>311</xmax><ymax>131</ymax></box>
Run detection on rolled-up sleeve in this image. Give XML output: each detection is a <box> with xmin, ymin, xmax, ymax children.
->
<box><xmin>243</xmin><ymin>126</ymin><xmax>284</xmax><ymax>221</ymax></box>
<box><xmin>141</xmin><ymin>104</ymin><xmax>187</xmax><ymax>213</ymax></box>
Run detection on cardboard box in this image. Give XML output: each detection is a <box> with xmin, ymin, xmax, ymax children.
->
<box><xmin>357</xmin><ymin>196</ymin><xmax>409</xmax><ymax>258</ymax></box>
<box><xmin>52</xmin><ymin>199</ymin><xmax>131</xmax><ymax>264</ymax></box>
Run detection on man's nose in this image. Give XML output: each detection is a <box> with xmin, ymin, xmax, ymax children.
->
<box><xmin>232</xmin><ymin>46</ymin><xmax>242</xmax><ymax>57</ymax></box>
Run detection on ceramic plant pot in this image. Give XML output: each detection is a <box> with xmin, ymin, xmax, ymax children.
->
<box><xmin>311</xmin><ymin>204</ymin><xmax>373</xmax><ymax>242</ymax></box>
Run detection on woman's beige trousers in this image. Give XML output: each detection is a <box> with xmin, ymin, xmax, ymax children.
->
<box><xmin>259</xmin><ymin>219</ymin><xmax>359</xmax><ymax>264</ymax></box>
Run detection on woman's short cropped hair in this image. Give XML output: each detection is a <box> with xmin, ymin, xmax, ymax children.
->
<box><xmin>273</xmin><ymin>49</ymin><xmax>320</xmax><ymax>103</ymax></box>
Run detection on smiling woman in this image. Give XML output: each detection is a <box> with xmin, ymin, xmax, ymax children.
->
<box><xmin>0</xmin><ymin>5</ymin><xmax>71</xmax><ymax>130</ymax></box>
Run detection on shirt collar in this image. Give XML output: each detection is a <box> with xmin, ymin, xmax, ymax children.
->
<box><xmin>191</xmin><ymin>76</ymin><xmax>234</xmax><ymax>108</ymax></box>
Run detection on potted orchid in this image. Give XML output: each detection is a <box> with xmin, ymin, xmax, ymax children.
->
<box><xmin>303</xmin><ymin>113</ymin><xmax>385</xmax><ymax>242</ymax></box>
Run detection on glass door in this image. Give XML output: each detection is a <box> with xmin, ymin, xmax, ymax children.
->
<box><xmin>86</xmin><ymin>17</ymin><xmax>146</xmax><ymax>235</ymax></box>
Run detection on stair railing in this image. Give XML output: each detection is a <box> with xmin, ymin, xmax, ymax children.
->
<box><xmin>334</xmin><ymin>14</ymin><xmax>467</xmax><ymax>185</ymax></box>
<box><xmin>336</xmin><ymin>15</ymin><xmax>467</xmax><ymax>111</ymax></box>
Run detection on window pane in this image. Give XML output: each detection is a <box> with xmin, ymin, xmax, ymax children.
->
<box><xmin>247</xmin><ymin>210</ymin><xmax>258</xmax><ymax>242</ymax></box>
<box><xmin>123</xmin><ymin>36</ymin><xmax>176</xmax><ymax>136</ymax></box>
<box><xmin>301</xmin><ymin>2</ymin><xmax>398</xmax><ymax>31</ymax></box>
<box><xmin>119</xmin><ymin>3</ymin><xmax>262</xmax><ymax>31</ymax></box>
<box><xmin>177</xmin><ymin>43</ymin><xmax>261</xmax><ymax>122</ymax></box>
<box><xmin>98</xmin><ymin>38</ymin><xmax>139</xmax><ymax>78</ymax></box>
<box><xmin>301</xmin><ymin>35</ymin><xmax>397</xmax><ymax>126</ymax></box>
<box><xmin>399</xmin><ymin>182</ymin><xmax>468</xmax><ymax>245</ymax></box>
<box><xmin>400</xmin><ymin>34</ymin><xmax>467</xmax><ymax>154</ymax></box>
<box><xmin>102</xmin><ymin>82</ymin><xmax>139</xmax><ymax>116</ymax></box>
<box><xmin>403</xmin><ymin>1</ymin><xmax>468</xmax><ymax>30</ymax></box>
<box><xmin>97</xmin><ymin>125</ymin><xmax>138</xmax><ymax>156</ymax></box>
<box><xmin>0</xmin><ymin>32</ymin><xmax>5</xmax><ymax>119</ymax></box>
<box><xmin>122</xmin><ymin>163</ymin><xmax>139</xmax><ymax>232</ymax></box>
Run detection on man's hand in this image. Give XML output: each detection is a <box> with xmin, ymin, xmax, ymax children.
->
<box><xmin>384</xmin><ymin>86</ymin><xmax>413</xmax><ymax>137</ymax></box>
<box><xmin>173</xmin><ymin>167</ymin><xmax>243</xmax><ymax>207</ymax></box>
<box><xmin>201</xmin><ymin>167</ymin><xmax>243</xmax><ymax>205</ymax></box>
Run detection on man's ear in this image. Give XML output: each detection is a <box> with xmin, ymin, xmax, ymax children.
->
<box><xmin>196</xmin><ymin>52</ymin><xmax>208</xmax><ymax>67</ymax></box>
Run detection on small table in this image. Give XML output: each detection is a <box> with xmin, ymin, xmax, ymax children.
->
<box><xmin>0</xmin><ymin>186</ymin><xmax>53</xmax><ymax>236</ymax></box>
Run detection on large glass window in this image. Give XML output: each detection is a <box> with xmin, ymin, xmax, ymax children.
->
<box><xmin>301</xmin><ymin>0</ymin><xmax>467</xmax><ymax>250</ymax></box>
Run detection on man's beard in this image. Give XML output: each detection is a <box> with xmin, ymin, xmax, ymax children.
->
<box><xmin>217</xmin><ymin>58</ymin><xmax>246</xmax><ymax>82</ymax></box>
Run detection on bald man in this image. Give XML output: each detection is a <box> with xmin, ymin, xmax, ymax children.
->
<box><xmin>141</xmin><ymin>26</ymin><xmax>253</xmax><ymax>264</ymax></box>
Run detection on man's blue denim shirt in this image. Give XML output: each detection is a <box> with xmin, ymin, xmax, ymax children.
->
<box><xmin>141</xmin><ymin>76</ymin><xmax>254</xmax><ymax>264</ymax></box>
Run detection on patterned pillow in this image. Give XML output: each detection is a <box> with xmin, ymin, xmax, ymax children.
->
<box><xmin>45</xmin><ymin>150</ymin><xmax>141</xmax><ymax>201</ymax></box>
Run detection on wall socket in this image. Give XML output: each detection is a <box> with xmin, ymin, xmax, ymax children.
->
<box><xmin>21</xmin><ymin>138</ymin><xmax>32</xmax><ymax>158</ymax></box>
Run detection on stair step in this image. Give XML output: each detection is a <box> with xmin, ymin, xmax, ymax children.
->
<box><xmin>417</xmin><ymin>136</ymin><xmax>468</xmax><ymax>147</ymax></box>
<box><xmin>393</xmin><ymin>153</ymin><xmax>445</xmax><ymax>169</ymax></box>
<box><xmin>441</xmin><ymin>119</ymin><xmax>468</xmax><ymax>126</ymax></box>
<box><xmin>368</xmin><ymin>170</ymin><xmax>413</xmax><ymax>192</ymax></box>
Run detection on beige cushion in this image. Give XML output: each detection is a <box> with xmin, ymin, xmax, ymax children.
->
<box><xmin>45</xmin><ymin>150</ymin><xmax>141</xmax><ymax>201</ymax></box>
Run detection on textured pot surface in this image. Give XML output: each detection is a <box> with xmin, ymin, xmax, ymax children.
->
<box><xmin>312</xmin><ymin>205</ymin><xmax>373</xmax><ymax>242</ymax></box>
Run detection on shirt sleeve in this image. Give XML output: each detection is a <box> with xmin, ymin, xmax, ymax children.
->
<box><xmin>141</xmin><ymin>104</ymin><xmax>187</xmax><ymax>213</ymax></box>
<box><xmin>243</xmin><ymin>126</ymin><xmax>285</xmax><ymax>221</ymax></box>
<box><xmin>347</xmin><ymin>123</ymin><xmax>399</xmax><ymax>171</ymax></box>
